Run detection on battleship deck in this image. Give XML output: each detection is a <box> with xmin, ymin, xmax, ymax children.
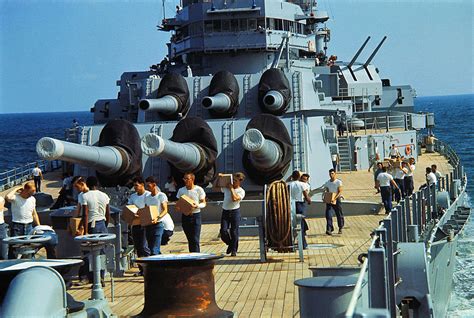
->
<box><xmin>0</xmin><ymin>150</ymin><xmax>453</xmax><ymax>317</ymax></box>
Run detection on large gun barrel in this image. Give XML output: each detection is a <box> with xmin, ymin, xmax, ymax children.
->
<box><xmin>201</xmin><ymin>93</ymin><xmax>232</xmax><ymax>112</ymax></box>
<box><xmin>242</xmin><ymin>128</ymin><xmax>282</xmax><ymax>171</ymax></box>
<box><xmin>141</xmin><ymin>133</ymin><xmax>204</xmax><ymax>172</ymax></box>
<box><xmin>138</xmin><ymin>96</ymin><xmax>179</xmax><ymax>115</ymax></box>
<box><xmin>36</xmin><ymin>137</ymin><xmax>129</xmax><ymax>175</ymax></box>
<box><xmin>263</xmin><ymin>90</ymin><xmax>285</xmax><ymax>112</ymax></box>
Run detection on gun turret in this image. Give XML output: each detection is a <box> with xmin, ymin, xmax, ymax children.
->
<box><xmin>242</xmin><ymin>129</ymin><xmax>282</xmax><ymax>171</ymax></box>
<box><xmin>258</xmin><ymin>69</ymin><xmax>291</xmax><ymax>115</ymax></box>
<box><xmin>37</xmin><ymin>137</ymin><xmax>129</xmax><ymax>175</ymax></box>
<box><xmin>242</xmin><ymin>114</ymin><xmax>293</xmax><ymax>185</ymax></box>
<box><xmin>138</xmin><ymin>96</ymin><xmax>179</xmax><ymax>115</ymax></box>
<box><xmin>141</xmin><ymin>134</ymin><xmax>204</xmax><ymax>172</ymax></box>
<box><xmin>36</xmin><ymin>119</ymin><xmax>142</xmax><ymax>187</ymax></box>
<box><xmin>202</xmin><ymin>70</ymin><xmax>240</xmax><ymax>117</ymax></box>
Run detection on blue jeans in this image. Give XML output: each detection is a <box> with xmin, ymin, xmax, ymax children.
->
<box><xmin>145</xmin><ymin>222</ymin><xmax>164</xmax><ymax>255</ymax></box>
<box><xmin>325</xmin><ymin>199</ymin><xmax>344</xmax><ymax>232</ymax></box>
<box><xmin>380</xmin><ymin>186</ymin><xmax>392</xmax><ymax>214</ymax></box>
<box><xmin>0</xmin><ymin>223</ymin><xmax>9</xmax><ymax>260</ymax></box>
<box><xmin>394</xmin><ymin>179</ymin><xmax>404</xmax><ymax>202</ymax></box>
<box><xmin>132</xmin><ymin>225</ymin><xmax>150</xmax><ymax>257</ymax></box>
<box><xmin>295</xmin><ymin>202</ymin><xmax>308</xmax><ymax>248</ymax></box>
<box><xmin>12</xmin><ymin>222</ymin><xmax>33</xmax><ymax>236</ymax></box>
<box><xmin>220</xmin><ymin>208</ymin><xmax>241</xmax><ymax>253</ymax></box>
<box><xmin>161</xmin><ymin>230</ymin><xmax>173</xmax><ymax>245</ymax></box>
<box><xmin>34</xmin><ymin>176</ymin><xmax>41</xmax><ymax>192</ymax></box>
<box><xmin>182</xmin><ymin>213</ymin><xmax>202</xmax><ymax>253</ymax></box>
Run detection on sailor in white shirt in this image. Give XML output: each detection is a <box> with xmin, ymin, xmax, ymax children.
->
<box><xmin>0</xmin><ymin>196</ymin><xmax>8</xmax><ymax>260</ymax></box>
<box><xmin>219</xmin><ymin>172</ymin><xmax>246</xmax><ymax>256</ymax></box>
<box><xmin>160</xmin><ymin>213</ymin><xmax>175</xmax><ymax>245</ymax></box>
<box><xmin>176</xmin><ymin>172</ymin><xmax>206</xmax><ymax>253</ymax></box>
<box><xmin>404</xmin><ymin>158</ymin><xmax>416</xmax><ymax>196</ymax></box>
<box><xmin>128</xmin><ymin>177</ymin><xmax>151</xmax><ymax>259</ymax></box>
<box><xmin>164</xmin><ymin>176</ymin><xmax>178</xmax><ymax>201</ymax></box>
<box><xmin>288</xmin><ymin>170</ymin><xmax>311</xmax><ymax>247</ymax></box>
<box><xmin>376</xmin><ymin>167</ymin><xmax>401</xmax><ymax>214</ymax></box>
<box><xmin>144</xmin><ymin>176</ymin><xmax>168</xmax><ymax>255</ymax></box>
<box><xmin>323</xmin><ymin>169</ymin><xmax>344</xmax><ymax>235</ymax></box>
<box><xmin>389</xmin><ymin>144</ymin><xmax>400</xmax><ymax>159</ymax></box>
<box><xmin>5</xmin><ymin>182</ymin><xmax>40</xmax><ymax>237</ymax></box>
<box><xmin>393</xmin><ymin>162</ymin><xmax>407</xmax><ymax>202</ymax></box>
<box><xmin>426</xmin><ymin>167</ymin><xmax>437</xmax><ymax>186</ymax></box>
<box><xmin>77</xmin><ymin>176</ymin><xmax>110</xmax><ymax>234</ymax></box>
<box><xmin>31</xmin><ymin>163</ymin><xmax>43</xmax><ymax>192</ymax></box>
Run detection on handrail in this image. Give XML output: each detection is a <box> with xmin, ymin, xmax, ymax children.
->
<box><xmin>0</xmin><ymin>160</ymin><xmax>62</xmax><ymax>192</ymax></box>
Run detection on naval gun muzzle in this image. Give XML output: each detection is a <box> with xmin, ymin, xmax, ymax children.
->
<box><xmin>138</xmin><ymin>96</ymin><xmax>179</xmax><ymax>115</ymax></box>
<box><xmin>138</xmin><ymin>72</ymin><xmax>190</xmax><ymax>119</ymax></box>
<box><xmin>36</xmin><ymin>119</ymin><xmax>142</xmax><ymax>187</ymax></box>
<box><xmin>37</xmin><ymin>138</ymin><xmax>130</xmax><ymax>175</ymax></box>
<box><xmin>242</xmin><ymin>114</ymin><xmax>293</xmax><ymax>185</ymax></box>
<box><xmin>262</xmin><ymin>90</ymin><xmax>285</xmax><ymax>112</ymax></box>
<box><xmin>141</xmin><ymin>134</ymin><xmax>205</xmax><ymax>172</ymax></box>
<box><xmin>202</xmin><ymin>70</ymin><xmax>240</xmax><ymax>117</ymax></box>
<box><xmin>258</xmin><ymin>68</ymin><xmax>291</xmax><ymax>115</ymax></box>
<box><xmin>242</xmin><ymin>129</ymin><xmax>282</xmax><ymax>172</ymax></box>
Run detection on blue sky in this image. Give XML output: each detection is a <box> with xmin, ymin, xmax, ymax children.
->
<box><xmin>0</xmin><ymin>0</ymin><xmax>472</xmax><ymax>113</ymax></box>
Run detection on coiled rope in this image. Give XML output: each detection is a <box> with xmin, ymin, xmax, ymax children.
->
<box><xmin>266</xmin><ymin>180</ymin><xmax>293</xmax><ymax>252</ymax></box>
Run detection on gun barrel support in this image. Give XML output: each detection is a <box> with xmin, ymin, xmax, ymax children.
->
<box><xmin>36</xmin><ymin>137</ymin><xmax>129</xmax><ymax>175</ymax></box>
<box><xmin>141</xmin><ymin>133</ymin><xmax>203</xmax><ymax>172</ymax></box>
<box><xmin>242</xmin><ymin>129</ymin><xmax>282</xmax><ymax>171</ymax></box>
<box><xmin>202</xmin><ymin>93</ymin><xmax>232</xmax><ymax>112</ymax></box>
<box><xmin>138</xmin><ymin>96</ymin><xmax>179</xmax><ymax>115</ymax></box>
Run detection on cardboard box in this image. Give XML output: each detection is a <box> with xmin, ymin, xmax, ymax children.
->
<box><xmin>213</xmin><ymin>174</ymin><xmax>233</xmax><ymax>188</ymax></box>
<box><xmin>175</xmin><ymin>194</ymin><xmax>196</xmax><ymax>216</ymax></box>
<box><xmin>69</xmin><ymin>217</ymin><xmax>83</xmax><ymax>236</ymax></box>
<box><xmin>138</xmin><ymin>205</ymin><xmax>160</xmax><ymax>226</ymax></box>
<box><xmin>323</xmin><ymin>192</ymin><xmax>337</xmax><ymax>205</ymax></box>
<box><xmin>122</xmin><ymin>205</ymin><xmax>140</xmax><ymax>225</ymax></box>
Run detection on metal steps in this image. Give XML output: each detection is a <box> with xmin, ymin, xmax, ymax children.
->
<box><xmin>337</xmin><ymin>136</ymin><xmax>352</xmax><ymax>171</ymax></box>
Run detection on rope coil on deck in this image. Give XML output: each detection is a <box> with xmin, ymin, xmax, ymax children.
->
<box><xmin>265</xmin><ymin>180</ymin><xmax>293</xmax><ymax>252</ymax></box>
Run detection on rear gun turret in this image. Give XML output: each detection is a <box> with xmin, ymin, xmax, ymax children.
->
<box><xmin>36</xmin><ymin>119</ymin><xmax>142</xmax><ymax>187</ymax></box>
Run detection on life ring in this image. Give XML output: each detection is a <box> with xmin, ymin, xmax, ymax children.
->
<box><xmin>405</xmin><ymin>145</ymin><xmax>412</xmax><ymax>156</ymax></box>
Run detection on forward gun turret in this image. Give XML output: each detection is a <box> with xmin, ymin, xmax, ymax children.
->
<box><xmin>242</xmin><ymin>129</ymin><xmax>282</xmax><ymax>172</ymax></box>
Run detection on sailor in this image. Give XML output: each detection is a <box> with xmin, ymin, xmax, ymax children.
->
<box><xmin>389</xmin><ymin>144</ymin><xmax>400</xmax><ymax>159</ymax></box>
<box><xmin>373</xmin><ymin>162</ymin><xmax>384</xmax><ymax>194</ymax></box>
<box><xmin>144</xmin><ymin>176</ymin><xmax>167</xmax><ymax>255</ymax></box>
<box><xmin>331</xmin><ymin>152</ymin><xmax>340</xmax><ymax>172</ymax></box>
<box><xmin>160</xmin><ymin>210</ymin><xmax>174</xmax><ymax>245</ymax></box>
<box><xmin>219</xmin><ymin>172</ymin><xmax>246</xmax><ymax>257</ymax></box>
<box><xmin>5</xmin><ymin>182</ymin><xmax>41</xmax><ymax>237</ymax></box>
<box><xmin>0</xmin><ymin>196</ymin><xmax>8</xmax><ymax>260</ymax></box>
<box><xmin>376</xmin><ymin>167</ymin><xmax>400</xmax><ymax>214</ymax></box>
<box><xmin>431</xmin><ymin>164</ymin><xmax>443</xmax><ymax>189</ymax></box>
<box><xmin>51</xmin><ymin>172</ymin><xmax>74</xmax><ymax>209</ymax></box>
<box><xmin>31</xmin><ymin>163</ymin><xmax>43</xmax><ymax>192</ymax></box>
<box><xmin>164</xmin><ymin>176</ymin><xmax>178</xmax><ymax>201</ymax></box>
<box><xmin>404</xmin><ymin>158</ymin><xmax>416</xmax><ymax>197</ymax></box>
<box><xmin>425</xmin><ymin>167</ymin><xmax>437</xmax><ymax>186</ymax></box>
<box><xmin>323</xmin><ymin>169</ymin><xmax>344</xmax><ymax>235</ymax></box>
<box><xmin>288</xmin><ymin>170</ymin><xmax>311</xmax><ymax>247</ymax></box>
<box><xmin>393</xmin><ymin>161</ymin><xmax>407</xmax><ymax>202</ymax></box>
<box><xmin>176</xmin><ymin>172</ymin><xmax>206</xmax><ymax>253</ymax></box>
<box><xmin>128</xmin><ymin>177</ymin><xmax>151</xmax><ymax>264</ymax></box>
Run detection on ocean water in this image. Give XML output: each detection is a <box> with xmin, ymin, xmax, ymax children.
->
<box><xmin>416</xmin><ymin>94</ymin><xmax>474</xmax><ymax>317</ymax></box>
<box><xmin>0</xmin><ymin>94</ymin><xmax>473</xmax><ymax>314</ymax></box>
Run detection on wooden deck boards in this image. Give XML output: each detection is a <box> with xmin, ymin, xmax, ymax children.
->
<box><xmin>69</xmin><ymin>214</ymin><xmax>382</xmax><ymax>317</ymax></box>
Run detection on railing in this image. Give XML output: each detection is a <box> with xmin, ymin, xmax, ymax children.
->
<box><xmin>344</xmin><ymin>113</ymin><xmax>409</xmax><ymax>136</ymax></box>
<box><xmin>345</xmin><ymin>137</ymin><xmax>465</xmax><ymax>317</ymax></box>
<box><xmin>0</xmin><ymin>160</ymin><xmax>62</xmax><ymax>192</ymax></box>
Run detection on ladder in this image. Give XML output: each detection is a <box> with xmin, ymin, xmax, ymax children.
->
<box><xmin>222</xmin><ymin>121</ymin><xmax>234</xmax><ymax>173</ymax></box>
<box><xmin>337</xmin><ymin>136</ymin><xmax>352</xmax><ymax>171</ymax></box>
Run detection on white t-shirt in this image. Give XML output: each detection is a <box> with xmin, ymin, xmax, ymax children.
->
<box><xmin>426</xmin><ymin>172</ymin><xmax>437</xmax><ymax>185</ymax></box>
<box><xmin>161</xmin><ymin>213</ymin><xmax>174</xmax><ymax>231</ymax></box>
<box><xmin>177</xmin><ymin>185</ymin><xmax>206</xmax><ymax>214</ymax></box>
<box><xmin>406</xmin><ymin>164</ymin><xmax>415</xmax><ymax>177</ymax></box>
<box><xmin>10</xmin><ymin>194</ymin><xmax>36</xmax><ymax>224</ymax></box>
<box><xmin>128</xmin><ymin>191</ymin><xmax>151</xmax><ymax>209</ymax></box>
<box><xmin>331</xmin><ymin>154</ymin><xmax>338</xmax><ymax>162</ymax></box>
<box><xmin>389</xmin><ymin>147</ymin><xmax>399</xmax><ymax>156</ymax></box>
<box><xmin>0</xmin><ymin>196</ymin><xmax>5</xmax><ymax>224</ymax></box>
<box><xmin>164</xmin><ymin>182</ymin><xmax>176</xmax><ymax>192</ymax></box>
<box><xmin>434</xmin><ymin>171</ymin><xmax>443</xmax><ymax>180</ymax></box>
<box><xmin>377</xmin><ymin>172</ymin><xmax>394</xmax><ymax>187</ymax></box>
<box><xmin>324</xmin><ymin>179</ymin><xmax>342</xmax><ymax>194</ymax></box>
<box><xmin>145</xmin><ymin>192</ymin><xmax>168</xmax><ymax>214</ymax></box>
<box><xmin>79</xmin><ymin>190</ymin><xmax>110</xmax><ymax>223</ymax></box>
<box><xmin>32</xmin><ymin>167</ymin><xmax>42</xmax><ymax>177</ymax></box>
<box><xmin>221</xmin><ymin>187</ymin><xmax>245</xmax><ymax>210</ymax></box>
<box><xmin>288</xmin><ymin>181</ymin><xmax>310</xmax><ymax>202</ymax></box>
<box><xmin>394</xmin><ymin>169</ymin><xmax>406</xmax><ymax>180</ymax></box>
